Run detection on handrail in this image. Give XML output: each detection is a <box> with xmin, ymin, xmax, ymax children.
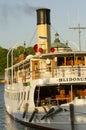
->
<box><xmin>24</xmin><ymin>66</ymin><xmax>86</xmax><ymax>80</ymax></box>
<box><xmin>6</xmin><ymin>66</ymin><xmax>86</xmax><ymax>84</ymax></box>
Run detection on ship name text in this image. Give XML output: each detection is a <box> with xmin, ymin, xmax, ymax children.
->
<box><xmin>59</xmin><ymin>77</ymin><xmax>86</xmax><ymax>82</ymax></box>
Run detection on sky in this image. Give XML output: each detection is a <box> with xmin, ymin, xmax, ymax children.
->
<box><xmin>0</xmin><ymin>0</ymin><xmax>86</xmax><ymax>51</ymax></box>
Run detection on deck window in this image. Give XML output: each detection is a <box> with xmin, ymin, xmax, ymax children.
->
<box><xmin>57</xmin><ymin>57</ymin><xmax>64</xmax><ymax>66</ymax></box>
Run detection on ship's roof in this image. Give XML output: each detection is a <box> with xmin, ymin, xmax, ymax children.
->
<box><xmin>36</xmin><ymin>51</ymin><xmax>86</xmax><ymax>58</ymax></box>
<box><xmin>51</xmin><ymin>32</ymin><xmax>69</xmax><ymax>48</ymax></box>
<box><xmin>51</xmin><ymin>41</ymin><xmax>69</xmax><ymax>48</ymax></box>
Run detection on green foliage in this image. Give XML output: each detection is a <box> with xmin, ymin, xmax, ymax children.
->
<box><xmin>13</xmin><ymin>46</ymin><xmax>35</xmax><ymax>57</ymax></box>
<box><xmin>0</xmin><ymin>45</ymin><xmax>35</xmax><ymax>76</ymax></box>
<box><xmin>0</xmin><ymin>47</ymin><xmax>8</xmax><ymax>75</ymax></box>
<box><xmin>26</xmin><ymin>46</ymin><xmax>35</xmax><ymax>55</ymax></box>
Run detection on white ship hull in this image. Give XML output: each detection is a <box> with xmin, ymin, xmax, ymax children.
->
<box><xmin>4</xmin><ymin>82</ymin><xmax>86</xmax><ymax>130</ymax></box>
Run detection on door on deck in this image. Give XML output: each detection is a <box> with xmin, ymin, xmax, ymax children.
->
<box><xmin>32</xmin><ymin>60</ymin><xmax>40</xmax><ymax>79</ymax></box>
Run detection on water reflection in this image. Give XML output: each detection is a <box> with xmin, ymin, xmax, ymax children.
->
<box><xmin>4</xmin><ymin>112</ymin><xmax>36</xmax><ymax>130</ymax></box>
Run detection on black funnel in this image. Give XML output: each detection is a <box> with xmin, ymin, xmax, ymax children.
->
<box><xmin>36</xmin><ymin>8</ymin><xmax>51</xmax><ymax>25</ymax></box>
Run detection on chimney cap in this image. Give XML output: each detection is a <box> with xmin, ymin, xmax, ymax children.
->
<box><xmin>36</xmin><ymin>8</ymin><xmax>50</xmax><ymax>11</ymax></box>
<box><xmin>36</xmin><ymin>8</ymin><xmax>51</xmax><ymax>25</ymax></box>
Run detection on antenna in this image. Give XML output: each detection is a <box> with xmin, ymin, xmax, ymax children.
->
<box><xmin>69</xmin><ymin>24</ymin><xmax>86</xmax><ymax>51</ymax></box>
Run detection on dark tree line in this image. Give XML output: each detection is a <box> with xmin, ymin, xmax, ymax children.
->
<box><xmin>0</xmin><ymin>46</ymin><xmax>35</xmax><ymax>76</ymax></box>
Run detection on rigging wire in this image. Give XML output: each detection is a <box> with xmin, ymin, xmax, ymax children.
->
<box><xmin>51</xmin><ymin>24</ymin><xmax>66</xmax><ymax>43</ymax></box>
<box><xmin>28</xmin><ymin>27</ymin><xmax>37</xmax><ymax>46</ymax></box>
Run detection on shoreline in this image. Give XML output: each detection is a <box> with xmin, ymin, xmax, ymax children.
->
<box><xmin>0</xmin><ymin>79</ymin><xmax>5</xmax><ymax>83</ymax></box>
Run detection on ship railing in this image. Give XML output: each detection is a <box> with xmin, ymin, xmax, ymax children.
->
<box><xmin>52</xmin><ymin>66</ymin><xmax>86</xmax><ymax>78</ymax></box>
<box><xmin>31</xmin><ymin>66</ymin><xmax>86</xmax><ymax>79</ymax></box>
<box><xmin>5</xmin><ymin>66</ymin><xmax>86</xmax><ymax>83</ymax></box>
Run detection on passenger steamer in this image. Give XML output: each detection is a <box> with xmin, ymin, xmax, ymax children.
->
<box><xmin>4</xmin><ymin>8</ymin><xmax>86</xmax><ymax>130</ymax></box>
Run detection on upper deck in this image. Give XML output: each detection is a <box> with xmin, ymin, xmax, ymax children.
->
<box><xmin>5</xmin><ymin>51</ymin><xmax>86</xmax><ymax>85</ymax></box>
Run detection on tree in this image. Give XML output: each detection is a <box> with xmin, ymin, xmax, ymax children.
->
<box><xmin>0</xmin><ymin>47</ymin><xmax>8</xmax><ymax>76</ymax></box>
<box><xmin>0</xmin><ymin>45</ymin><xmax>35</xmax><ymax>76</ymax></box>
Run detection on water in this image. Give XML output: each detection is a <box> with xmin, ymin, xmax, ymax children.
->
<box><xmin>0</xmin><ymin>84</ymin><xmax>37</xmax><ymax>130</ymax></box>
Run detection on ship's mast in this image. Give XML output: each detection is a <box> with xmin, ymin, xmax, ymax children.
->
<box><xmin>69</xmin><ymin>24</ymin><xmax>86</xmax><ymax>51</ymax></box>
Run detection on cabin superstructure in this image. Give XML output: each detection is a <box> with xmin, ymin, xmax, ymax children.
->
<box><xmin>5</xmin><ymin>50</ymin><xmax>86</xmax><ymax>106</ymax></box>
